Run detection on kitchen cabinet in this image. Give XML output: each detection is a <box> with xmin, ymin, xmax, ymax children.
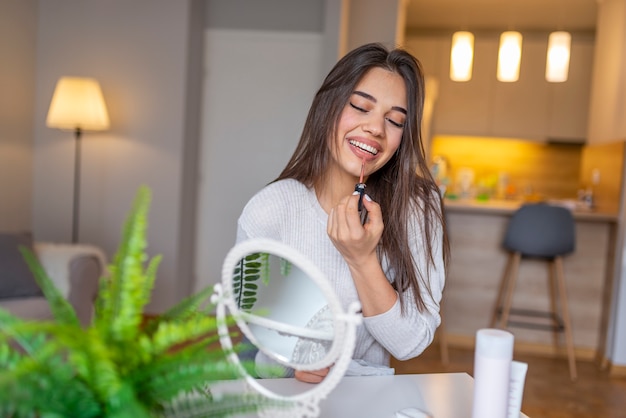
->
<box><xmin>406</xmin><ymin>32</ymin><xmax>594</xmax><ymax>142</ymax></box>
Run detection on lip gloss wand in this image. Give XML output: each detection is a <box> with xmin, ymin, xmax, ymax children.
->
<box><xmin>355</xmin><ymin>159</ymin><xmax>368</xmax><ymax>225</ymax></box>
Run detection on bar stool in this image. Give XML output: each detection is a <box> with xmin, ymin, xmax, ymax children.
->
<box><xmin>490</xmin><ymin>203</ymin><xmax>577</xmax><ymax>381</ymax></box>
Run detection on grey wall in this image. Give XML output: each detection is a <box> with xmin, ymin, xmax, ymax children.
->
<box><xmin>206</xmin><ymin>0</ymin><xmax>324</xmax><ymax>32</ymax></box>
<box><xmin>0</xmin><ymin>0</ymin><xmax>37</xmax><ymax>232</ymax></box>
<box><xmin>194</xmin><ymin>0</ymin><xmax>329</xmax><ymax>289</ymax></box>
<box><xmin>31</xmin><ymin>0</ymin><xmax>203</xmax><ymax>312</ymax></box>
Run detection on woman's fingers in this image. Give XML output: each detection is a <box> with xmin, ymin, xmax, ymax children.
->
<box><xmin>361</xmin><ymin>193</ymin><xmax>383</xmax><ymax>232</ymax></box>
<box><xmin>294</xmin><ymin>367</ymin><xmax>331</xmax><ymax>384</ymax></box>
<box><xmin>327</xmin><ymin>194</ymin><xmax>365</xmax><ymax>238</ymax></box>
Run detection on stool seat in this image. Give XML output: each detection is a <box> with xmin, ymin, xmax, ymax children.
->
<box><xmin>491</xmin><ymin>203</ymin><xmax>577</xmax><ymax>381</ymax></box>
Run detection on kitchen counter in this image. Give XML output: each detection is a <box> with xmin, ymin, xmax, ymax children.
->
<box><xmin>445</xmin><ymin>198</ymin><xmax>619</xmax><ymax>223</ymax></box>
<box><xmin>441</xmin><ymin>198</ymin><xmax>618</xmax><ymax>361</ymax></box>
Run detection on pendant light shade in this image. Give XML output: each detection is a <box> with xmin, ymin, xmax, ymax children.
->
<box><xmin>450</xmin><ymin>31</ymin><xmax>474</xmax><ymax>82</ymax></box>
<box><xmin>497</xmin><ymin>31</ymin><xmax>523</xmax><ymax>82</ymax></box>
<box><xmin>546</xmin><ymin>31</ymin><xmax>571</xmax><ymax>82</ymax></box>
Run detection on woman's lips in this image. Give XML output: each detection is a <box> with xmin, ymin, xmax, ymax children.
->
<box><xmin>349</xmin><ymin>139</ymin><xmax>380</xmax><ymax>160</ymax></box>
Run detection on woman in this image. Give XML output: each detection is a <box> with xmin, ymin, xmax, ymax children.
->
<box><xmin>236</xmin><ymin>42</ymin><xmax>449</xmax><ymax>383</ymax></box>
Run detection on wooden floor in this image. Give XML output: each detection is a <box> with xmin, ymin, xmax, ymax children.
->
<box><xmin>391</xmin><ymin>343</ymin><xmax>626</xmax><ymax>418</ymax></box>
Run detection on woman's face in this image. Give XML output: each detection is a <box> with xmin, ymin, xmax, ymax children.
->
<box><xmin>330</xmin><ymin>67</ymin><xmax>407</xmax><ymax>183</ymax></box>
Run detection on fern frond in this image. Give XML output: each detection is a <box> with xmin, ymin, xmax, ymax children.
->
<box><xmin>134</xmin><ymin>355</ymin><xmax>246</xmax><ymax>406</ymax></box>
<box><xmin>18</xmin><ymin>246</ymin><xmax>80</xmax><ymax>327</ymax></box>
<box><xmin>260</xmin><ymin>252</ymin><xmax>270</xmax><ymax>285</ymax></box>
<box><xmin>280</xmin><ymin>257</ymin><xmax>292</xmax><ymax>276</ymax></box>
<box><xmin>0</xmin><ymin>310</ymin><xmax>60</xmax><ymax>359</ymax></box>
<box><xmin>237</xmin><ymin>253</ymin><xmax>262</xmax><ymax>311</ymax></box>
<box><xmin>151</xmin><ymin>315</ymin><xmax>224</xmax><ymax>355</ymax></box>
<box><xmin>96</xmin><ymin>185</ymin><xmax>157</xmax><ymax>343</ymax></box>
<box><xmin>7</xmin><ymin>322</ymin><xmax>124</xmax><ymax>403</ymax></box>
<box><xmin>0</xmin><ymin>353</ymin><xmax>102</xmax><ymax>418</ymax></box>
<box><xmin>143</xmin><ymin>285</ymin><xmax>216</xmax><ymax>335</ymax></box>
<box><xmin>102</xmin><ymin>381</ymin><xmax>153</xmax><ymax>418</ymax></box>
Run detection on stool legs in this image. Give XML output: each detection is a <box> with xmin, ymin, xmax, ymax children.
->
<box><xmin>490</xmin><ymin>252</ymin><xmax>519</xmax><ymax>328</ymax></box>
<box><xmin>554</xmin><ymin>256</ymin><xmax>577</xmax><ymax>381</ymax></box>
<box><xmin>491</xmin><ymin>253</ymin><xmax>577</xmax><ymax>382</ymax></box>
<box><xmin>495</xmin><ymin>252</ymin><xmax>522</xmax><ymax>329</ymax></box>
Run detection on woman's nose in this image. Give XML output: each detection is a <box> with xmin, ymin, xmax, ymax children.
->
<box><xmin>363</xmin><ymin>116</ymin><xmax>384</xmax><ymax>137</ymax></box>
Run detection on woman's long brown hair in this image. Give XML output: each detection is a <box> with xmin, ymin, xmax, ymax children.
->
<box><xmin>275</xmin><ymin>43</ymin><xmax>449</xmax><ymax>313</ymax></box>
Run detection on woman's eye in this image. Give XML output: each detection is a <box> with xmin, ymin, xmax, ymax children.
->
<box><xmin>387</xmin><ymin>118</ymin><xmax>404</xmax><ymax>128</ymax></box>
<box><xmin>350</xmin><ymin>102</ymin><xmax>367</xmax><ymax>112</ymax></box>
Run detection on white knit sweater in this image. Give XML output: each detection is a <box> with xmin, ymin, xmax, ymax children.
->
<box><xmin>237</xmin><ymin>179</ymin><xmax>445</xmax><ymax>367</ymax></box>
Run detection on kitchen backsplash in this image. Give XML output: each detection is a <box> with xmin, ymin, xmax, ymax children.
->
<box><xmin>429</xmin><ymin>135</ymin><xmax>587</xmax><ymax>201</ymax></box>
<box><xmin>580</xmin><ymin>141</ymin><xmax>625</xmax><ymax>213</ymax></box>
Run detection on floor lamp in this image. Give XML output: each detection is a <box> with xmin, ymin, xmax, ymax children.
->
<box><xmin>46</xmin><ymin>77</ymin><xmax>110</xmax><ymax>243</ymax></box>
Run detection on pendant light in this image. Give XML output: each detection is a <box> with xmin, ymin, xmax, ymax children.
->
<box><xmin>450</xmin><ymin>31</ymin><xmax>474</xmax><ymax>82</ymax></box>
<box><xmin>497</xmin><ymin>31</ymin><xmax>523</xmax><ymax>82</ymax></box>
<box><xmin>546</xmin><ymin>31</ymin><xmax>571</xmax><ymax>82</ymax></box>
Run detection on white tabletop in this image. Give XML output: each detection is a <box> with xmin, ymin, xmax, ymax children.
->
<box><xmin>215</xmin><ymin>372</ymin><xmax>530</xmax><ymax>418</ymax></box>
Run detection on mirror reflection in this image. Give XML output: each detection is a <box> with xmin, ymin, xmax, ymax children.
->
<box><xmin>230</xmin><ymin>252</ymin><xmax>335</xmax><ymax>368</ymax></box>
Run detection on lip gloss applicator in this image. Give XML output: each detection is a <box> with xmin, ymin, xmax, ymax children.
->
<box><xmin>355</xmin><ymin>158</ymin><xmax>368</xmax><ymax>225</ymax></box>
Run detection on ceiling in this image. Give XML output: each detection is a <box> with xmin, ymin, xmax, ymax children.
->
<box><xmin>405</xmin><ymin>0</ymin><xmax>598</xmax><ymax>32</ymax></box>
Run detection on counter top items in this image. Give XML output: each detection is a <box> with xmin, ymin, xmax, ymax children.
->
<box><xmin>213</xmin><ymin>372</ymin><xmax>531</xmax><ymax>418</ymax></box>
<box><xmin>490</xmin><ymin>203</ymin><xmax>578</xmax><ymax>381</ymax></box>
<box><xmin>472</xmin><ymin>329</ymin><xmax>528</xmax><ymax>418</ymax></box>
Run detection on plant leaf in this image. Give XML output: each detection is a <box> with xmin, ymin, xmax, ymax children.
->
<box><xmin>19</xmin><ymin>246</ymin><xmax>80</xmax><ymax>327</ymax></box>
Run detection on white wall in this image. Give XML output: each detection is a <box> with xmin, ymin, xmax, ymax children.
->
<box><xmin>346</xmin><ymin>0</ymin><xmax>406</xmax><ymax>51</ymax></box>
<box><xmin>194</xmin><ymin>29</ymin><xmax>323</xmax><ymax>290</ymax></box>
<box><xmin>31</xmin><ymin>0</ymin><xmax>202</xmax><ymax>312</ymax></box>
<box><xmin>0</xmin><ymin>0</ymin><xmax>37</xmax><ymax>232</ymax></box>
<box><xmin>587</xmin><ymin>0</ymin><xmax>626</xmax><ymax>367</ymax></box>
<box><xmin>587</xmin><ymin>0</ymin><xmax>626</xmax><ymax>145</ymax></box>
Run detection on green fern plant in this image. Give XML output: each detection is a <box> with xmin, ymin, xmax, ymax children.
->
<box><xmin>0</xmin><ymin>185</ymin><xmax>285</xmax><ymax>417</ymax></box>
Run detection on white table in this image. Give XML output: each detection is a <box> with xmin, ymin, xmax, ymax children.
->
<box><xmin>215</xmin><ymin>372</ymin><xmax>531</xmax><ymax>418</ymax></box>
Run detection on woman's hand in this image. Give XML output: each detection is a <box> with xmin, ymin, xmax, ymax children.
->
<box><xmin>294</xmin><ymin>367</ymin><xmax>331</xmax><ymax>383</ymax></box>
<box><xmin>327</xmin><ymin>192</ymin><xmax>383</xmax><ymax>267</ymax></box>
<box><xmin>328</xmin><ymin>192</ymin><xmax>398</xmax><ymax>317</ymax></box>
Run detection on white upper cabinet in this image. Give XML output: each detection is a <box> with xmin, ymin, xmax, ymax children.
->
<box><xmin>406</xmin><ymin>33</ymin><xmax>594</xmax><ymax>142</ymax></box>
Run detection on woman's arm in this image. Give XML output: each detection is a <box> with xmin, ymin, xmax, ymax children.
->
<box><xmin>328</xmin><ymin>192</ymin><xmax>446</xmax><ymax>360</ymax></box>
<box><xmin>327</xmin><ymin>193</ymin><xmax>399</xmax><ymax>316</ymax></box>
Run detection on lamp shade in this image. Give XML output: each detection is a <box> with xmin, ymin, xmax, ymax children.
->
<box><xmin>546</xmin><ymin>31</ymin><xmax>571</xmax><ymax>83</ymax></box>
<box><xmin>450</xmin><ymin>31</ymin><xmax>474</xmax><ymax>82</ymax></box>
<box><xmin>497</xmin><ymin>31</ymin><xmax>523</xmax><ymax>82</ymax></box>
<box><xmin>46</xmin><ymin>77</ymin><xmax>110</xmax><ymax>131</ymax></box>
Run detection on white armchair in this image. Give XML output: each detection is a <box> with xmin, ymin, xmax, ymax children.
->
<box><xmin>0</xmin><ymin>233</ymin><xmax>106</xmax><ymax>326</ymax></box>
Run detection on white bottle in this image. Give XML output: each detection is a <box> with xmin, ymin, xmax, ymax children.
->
<box><xmin>471</xmin><ymin>329</ymin><xmax>514</xmax><ymax>418</ymax></box>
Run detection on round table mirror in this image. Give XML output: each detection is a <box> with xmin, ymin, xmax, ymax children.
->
<box><xmin>214</xmin><ymin>238</ymin><xmax>362</xmax><ymax>418</ymax></box>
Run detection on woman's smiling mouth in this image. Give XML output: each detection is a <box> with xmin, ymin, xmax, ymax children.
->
<box><xmin>349</xmin><ymin>139</ymin><xmax>379</xmax><ymax>155</ymax></box>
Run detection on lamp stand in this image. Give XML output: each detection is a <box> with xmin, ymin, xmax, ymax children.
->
<box><xmin>72</xmin><ymin>127</ymin><xmax>82</xmax><ymax>243</ymax></box>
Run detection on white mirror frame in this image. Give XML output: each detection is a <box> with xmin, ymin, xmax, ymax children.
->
<box><xmin>213</xmin><ymin>238</ymin><xmax>362</xmax><ymax>418</ymax></box>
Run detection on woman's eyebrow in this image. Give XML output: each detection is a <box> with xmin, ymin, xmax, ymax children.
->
<box><xmin>352</xmin><ymin>90</ymin><xmax>407</xmax><ymax>115</ymax></box>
